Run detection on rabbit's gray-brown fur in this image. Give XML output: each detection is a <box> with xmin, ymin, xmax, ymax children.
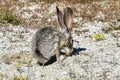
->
<box><xmin>32</xmin><ymin>6</ymin><xmax>73</xmax><ymax>65</ymax></box>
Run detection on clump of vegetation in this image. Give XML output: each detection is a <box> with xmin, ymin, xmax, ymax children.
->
<box><xmin>92</xmin><ymin>33</ymin><xmax>104</xmax><ymax>40</ymax></box>
<box><xmin>15</xmin><ymin>62</ymin><xmax>22</xmax><ymax>67</ymax></box>
<box><xmin>73</xmin><ymin>22</ymin><xmax>79</xmax><ymax>28</ymax></box>
<box><xmin>67</xmin><ymin>76</ymin><xmax>72</xmax><ymax>80</ymax></box>
<box><xmin>0</xmin><ymin>12</ymin><xmax>23</xmax><ymax>25</ymax></box>
<box><xmin>75</xmin><ymin>29</ymin><xmax>89</xmax><ymax>36</ymax></box>
<box><xmin>102</xmin><ymin>26</ymin><xmax>120</xmax><ymax>33</ymax></box>
<box><xmin>0</xmin><ymin>7</ymin><xmax>24</xmax><ymax>25</ymax></box>
<box><xmin>13</xmin><ymin>75</ymin><xmax>24</xmax><ymax>80</ymax></box>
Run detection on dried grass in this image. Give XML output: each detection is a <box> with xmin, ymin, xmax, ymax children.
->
<box><xmin>0</xmin><ymin>0</ymin><xmax>119</xmax><ymax>27</ymax></box>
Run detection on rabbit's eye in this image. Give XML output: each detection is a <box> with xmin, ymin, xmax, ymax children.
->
<box><xmin>72</xmin><ymin>40</ymin><xmax>74</xmax><ymax>43</ymax></box>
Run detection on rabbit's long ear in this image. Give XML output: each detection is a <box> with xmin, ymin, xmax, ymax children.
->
<box><xmin>56</xmin><ymin>6</ymin><xmax>65</xmax><ymax>31</ymax></box>
<box><xmin>63</xmin><ymin>7</ymin><xmax>73</xmax><ymax>32</ymax></box>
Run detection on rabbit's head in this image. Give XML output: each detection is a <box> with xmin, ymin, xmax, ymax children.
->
<box><xmin>56</xmin><ymin>6</ymin><xmax>73</xmax><ymax>56</ymax></box>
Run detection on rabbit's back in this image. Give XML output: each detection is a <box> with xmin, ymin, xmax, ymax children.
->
<box><xmin>36</xmin><ymin>27</ymin><xmax>60</xmax><ymax>56</ymax></box>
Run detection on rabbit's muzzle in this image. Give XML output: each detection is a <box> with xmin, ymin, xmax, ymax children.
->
<box><xmin>60</xmin><ymin>47</ymin><xmax>73</xmax><ymax>56</ymax></box>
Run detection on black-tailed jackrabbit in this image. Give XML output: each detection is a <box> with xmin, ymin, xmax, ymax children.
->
<box><xmin>32</xmin><ymin>6</ymin><xmax>73</xmax><ymax>65</ymax></box>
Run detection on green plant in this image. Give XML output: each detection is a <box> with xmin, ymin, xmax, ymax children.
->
<box><xmin>13</xmin><ymin>75</ymin><xmax>23</xmax><ymax>80</ymax></box>
<box><xmin>67</xmin><ymin>76</ymin><xmax>72</xmax><ymax>80</ymax></box>
<box><xmin>92</xmin><ymin>33</ymin><xmax>104</xmax><ymax>40</ymax></box>
<box><xmin>73</xmin><ymin>22</ymin><xmax>79</xmax><ymax>28</ymax></box>
<box><xmin>0</xmin><ymin>7</ymin><xmax>24</xmax><ymax>25</ymax></box>
<box><xmin>102</xmin><ymin>26</ymin><xmax>120</xmax><ymax>33</ymax></box>
<box><xmin>1</xmin><ymin>12</ymin><xmax>23</xmax><ymax>25</ymax></box>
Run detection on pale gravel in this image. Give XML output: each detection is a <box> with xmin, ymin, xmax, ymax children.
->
<box><xmin>0</xmin><ymin>22</ymin><xmax>120</xmax><ymax>80</ymax></box>
<box><xmin>0</xmin><ymin>0</ymin><xmax>120</xmax><ymax>80</ymax></box>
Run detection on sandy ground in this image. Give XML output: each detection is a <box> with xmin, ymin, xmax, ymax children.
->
<box><xmin>0</xmin><ymin>22</ymin><xmax>120</xmax><ymax>80</ymax></box>
<box><xmin>0</xmin><ymin>0</ymin><xmax>120</xmax><ymax>80</ymax></box>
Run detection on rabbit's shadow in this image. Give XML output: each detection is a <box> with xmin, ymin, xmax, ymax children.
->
<box><xmin>38</xmin><ymin>47</ymin><xmax>86</xmax><ymax>66</ymax></box>
<box><xmin>70</xmin><ymin>47</ymin><xmax>86</xmax><ymax>56</ymax></box>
